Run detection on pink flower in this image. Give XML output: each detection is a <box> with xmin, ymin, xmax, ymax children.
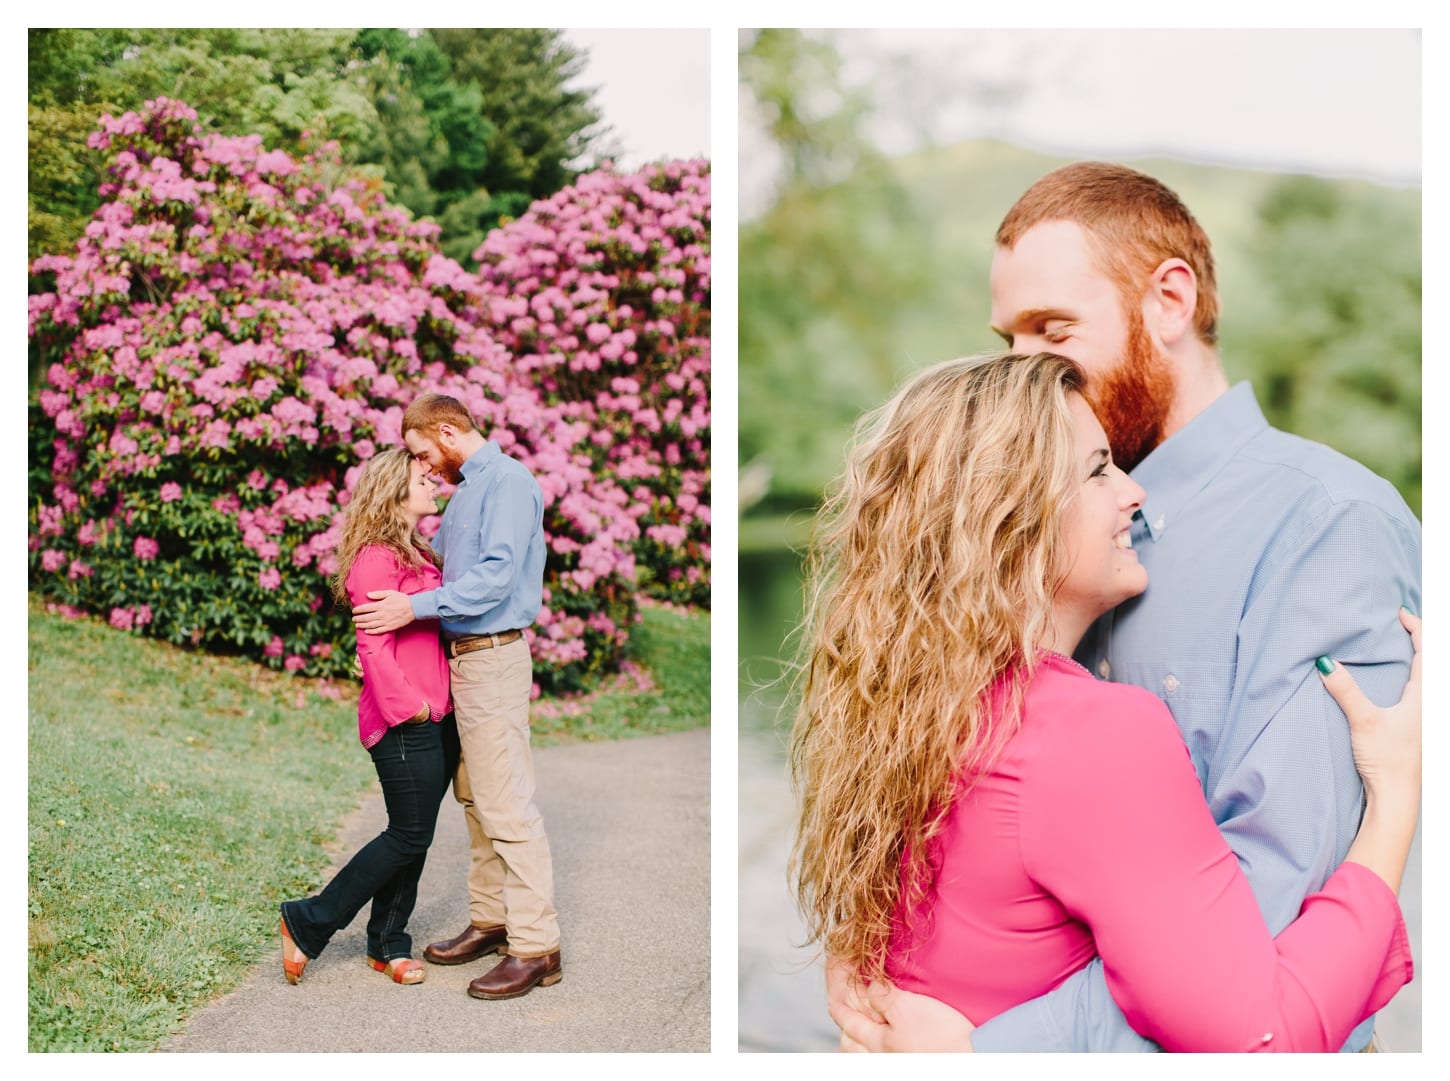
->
<box><xmin>284</xmin><ymin>655</ymin><xmax>306</xmax><ymax>672</ymax></box>
<box><xmin>28</xmin><ymin>101</ymin><xmax>710</xmax><ymax>684</ymax></box>
<box><xmin>109</xmin><ymin>607</ymin><xmax>135</xmax><ymax>630</ymax></box>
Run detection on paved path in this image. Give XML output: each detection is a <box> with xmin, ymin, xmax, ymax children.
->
<box><xmin>164</xmin><ymin>727</ymin><xmax>709</xmax><ymax>1053</ymax></box>
<box><xmin>738</xmin><ymin>728</ymin><xmax>1423</xmax><ymax>1053</ymax></box>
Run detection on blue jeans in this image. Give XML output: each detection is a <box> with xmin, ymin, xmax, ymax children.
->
<box><xmin>281</xmin><ymin>713</ymin><xmax>458</xmax><ymax>962</ymax></box>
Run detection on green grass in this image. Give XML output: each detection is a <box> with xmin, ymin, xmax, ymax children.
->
<box><xmin>27</xmin><ymin>595</ymin><xmax>709</xmax><ymax>1051</ymax></box>
<box><xmin>529</xmin><ymin>602</ymin><xmax>711</xmax><ymax>742</ymax></box>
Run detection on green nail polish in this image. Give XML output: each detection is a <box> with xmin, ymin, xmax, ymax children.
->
<box><xmin>1315</xmin><ymin>656</ymin><xmax>1335</xmax><ymax>676</ymax></box>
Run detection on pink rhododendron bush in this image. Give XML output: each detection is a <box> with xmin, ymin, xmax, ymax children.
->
<box><xmin>27</xmin><ymin>98</ymin><xmax>710</xmax><ymax>692</ymax></box>
<box><xmin>471</xmin><ymin>162</ymin><xmax>711</xmax><ymax>607</ymax></box>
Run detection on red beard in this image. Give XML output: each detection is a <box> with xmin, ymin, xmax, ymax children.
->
<box><xmin>438</xmin><ymin>444</ymin><xmax>469</xmax><ymax>484</ymax></box>
<box><xmin>1086</xmin><ymin>309</ymin><xmax>1176</xmax><ymax>473</ymax></box>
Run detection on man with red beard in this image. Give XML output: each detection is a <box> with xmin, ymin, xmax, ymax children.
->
<box><xmin>354</xmin><ymin>393</ymin><xmax>563</xmax><ymax>1001</ymax></box>
<box><xmin>828</xmin><ymin>163</ymin><xmax>1420</xmax><ymax>1052</ymax></box>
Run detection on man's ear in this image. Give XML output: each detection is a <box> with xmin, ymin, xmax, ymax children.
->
<box><xmin>1148</xmin><ymin>258</ymin><xmax>1198</xmax><ymax>346</ymax></box>
<box><xmin>434</xmin><ymin>422</ymin><xmax>457</xmax><ymax>447</ymax></box>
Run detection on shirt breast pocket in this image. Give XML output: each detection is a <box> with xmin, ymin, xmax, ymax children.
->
<box><xmin>1115</xmin><ymin>658</ymin><xmax>1235</xmax><ymax>793</ymax></box>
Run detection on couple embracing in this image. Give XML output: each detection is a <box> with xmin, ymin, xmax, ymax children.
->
<box><xmin>279</xmin><ymin>394</ymin><xmax>562</xmax><ymax>1001</ymax></box>
<box><xmin>794</xmin><ymin>164</ymin><xmax>1422</xmax><ymax>1052</ymax></box>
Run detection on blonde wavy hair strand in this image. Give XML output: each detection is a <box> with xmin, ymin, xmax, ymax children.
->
<box><xmin>788</xmin><ymin>352</ymin><xmax>1086</xmax><ymax>983</ymax></box>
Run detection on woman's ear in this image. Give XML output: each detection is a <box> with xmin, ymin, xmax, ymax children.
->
<box><xmin>1148</xmin><ymin>258</ymin><xmax>1198</xmax><ymax>346</ymax></box>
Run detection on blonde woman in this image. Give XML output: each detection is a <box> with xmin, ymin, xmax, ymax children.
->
<box><xmin>280</xmin><ymin>447</ymin><xmax>455</xmax><ymax>987</ymax></box>
<box><xmin>791</xmin><ymin>353</ymin><xmax>1420</xmax><ymax>1051</ymax></box>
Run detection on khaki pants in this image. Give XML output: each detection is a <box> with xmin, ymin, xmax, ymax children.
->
<box><xmin>448</xmin><ymin>635</ymin><xmax>560</xmax><ymax>956</ymax></box>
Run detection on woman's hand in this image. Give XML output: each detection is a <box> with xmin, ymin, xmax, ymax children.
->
<box><xmin>1317</xmin><ymin>607</ymin><xmax>1421</xmax><ymax>803</ymax></box>
<box><xmin>826</xmin><ymin>957</ymin><xmax>976</xmax><ymax>1052</ymax></box>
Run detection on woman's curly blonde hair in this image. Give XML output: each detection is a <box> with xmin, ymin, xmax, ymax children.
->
<box><xmin>330</xmin><ymin>446</ymin><xmax>440</xmax><ymax>604</ymax></box>
<box><xmin>789</xmin><ymin>352</ymin><xmax>1087</xmax><ymax>982</ymax></box>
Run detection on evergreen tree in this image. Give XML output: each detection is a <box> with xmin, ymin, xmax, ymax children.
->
<box><xmin>431</xmin><ymin>29</ymin><xmax>609</xmax><ymax>209</ymax></box>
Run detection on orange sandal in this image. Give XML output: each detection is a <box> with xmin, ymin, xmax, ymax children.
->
<box><xmin>280</xmin><ymin>919</ymin><xmax>309</xmax><ymax>985</ymax></box>
<box><xmin>368</xmin><ymin>956</ymin><xmax>426</xmax><ymax>985</ymax></box>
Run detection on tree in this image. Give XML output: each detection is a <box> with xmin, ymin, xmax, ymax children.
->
<box><xmin>351</xmin><ymin>28</ymin><xmax>495</xmax><ymax>256</ymax></box>
<box><xmin>1229</xmin><ymin>175</ymin><xmax>1421</xmax><ymax>513</ymax></box>
<box><xmin>738</xmin><ymin>30</ymin><xmax>941</xmax><ymax>514</ymax></box>
<box><xmin>431</xmin><ymin>30</ymin><xmax>609</xmax><ymax>204</ymax></box>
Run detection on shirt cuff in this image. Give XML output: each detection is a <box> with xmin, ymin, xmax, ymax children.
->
<box><xmin>1329</xmin><ymin>860</ymin><xmax>1415</xmax><ymax>989</ymax></box>
<box><xmin>410</xmin><ymin>589</ymin><xmax>438</xmax><ymax>622</ymax></box>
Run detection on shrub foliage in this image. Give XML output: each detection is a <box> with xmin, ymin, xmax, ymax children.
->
<box><xmin>28</xmin><ymin>98</ymin><xmax>710</xmax><ymax>692</ymax></box>
<box><xmin>474</xmin><ymin>164</ymin><xmax>711</xmax><ymax>606</ymax></box>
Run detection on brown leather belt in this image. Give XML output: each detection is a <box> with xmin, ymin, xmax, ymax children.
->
<box><xmin>448</xmin><ymin>629</ymin><xmax>524</xmax><ymax>657</ymax></box>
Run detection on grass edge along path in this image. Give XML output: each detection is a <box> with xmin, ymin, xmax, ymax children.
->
<box><xmin>27</xmin><ymin>596</ymin><xmax>709</xmax><ymax>1052</ymax></box>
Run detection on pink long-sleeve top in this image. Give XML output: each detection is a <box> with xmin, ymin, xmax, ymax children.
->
<box><xmin>886</xmin><ymin>653</ymin><xmax>1413</xmax><ymax>1052</ymax></box>
<box><xmin>348</xmin><ymin>544</ymin><xmax>452</xmax><ymax>749</ymax></box>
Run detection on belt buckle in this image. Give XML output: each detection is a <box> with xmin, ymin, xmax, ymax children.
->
<box><xmin>451</xmin><ymin>630</ymin><xmax>517</xmax><ymax>658</ymax></box>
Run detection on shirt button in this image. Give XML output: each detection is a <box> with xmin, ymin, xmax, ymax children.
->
<box><xmin>1163</xmin><ymin>674</ymin><xmax>1179</xmax><ymax>693</ymax></box>
<box><xmin>1097</xmin><ymin>658</ymin><xmax>1111</xmax><ymax>679</ymax></box>
<box><xmin>1153</xmin><ymin>516</ymin><xmax>1166</xmax><ymax>531</ymax></box>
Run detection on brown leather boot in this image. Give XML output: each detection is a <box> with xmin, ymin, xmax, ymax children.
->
<box><xmin>423</xmin><ymin>923</ymin><xmax>508</xmax><ymax>966</ymax></box>
<box><xmin>467</xmin><ymin>950</ymin><xmax>562</xmax><ymax>1000</ymax></box>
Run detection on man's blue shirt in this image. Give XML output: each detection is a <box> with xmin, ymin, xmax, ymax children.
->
<box><xmin>409</xmin><ymin>440</ymin><xmax>546</xmax><ymax>638</ymax></box>
<box><xmin>973</xmin><ymin>382</ymin><xmax>1421</xmax><ymax>1052</ymax></box>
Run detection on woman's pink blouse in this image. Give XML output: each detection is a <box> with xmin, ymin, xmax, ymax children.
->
<box><xmin>886</xmin><ymin>653</ymin><xmax>1412</xmax><ymax>1051</ymax></box>
<box><xmin>348</xmin><ymin>545</ymin><xmax>452</xmax><ymax>749</ymax></box>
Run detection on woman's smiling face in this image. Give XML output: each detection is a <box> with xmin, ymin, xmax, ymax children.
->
<box><xmin>1052</xmin><ymin>392</ymin><xmax>1149</xmax><ymax>634</ymax></box>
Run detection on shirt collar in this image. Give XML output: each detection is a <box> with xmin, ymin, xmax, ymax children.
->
<box><xmin>1130</xmin><ymin>381</ymin><xmax>1267</xmax><ymax>542</ymax></box>
<box><xmin>458</xmin><ymin>439</ymin><xmax>500</xmax><ymax>484</ymax></box>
